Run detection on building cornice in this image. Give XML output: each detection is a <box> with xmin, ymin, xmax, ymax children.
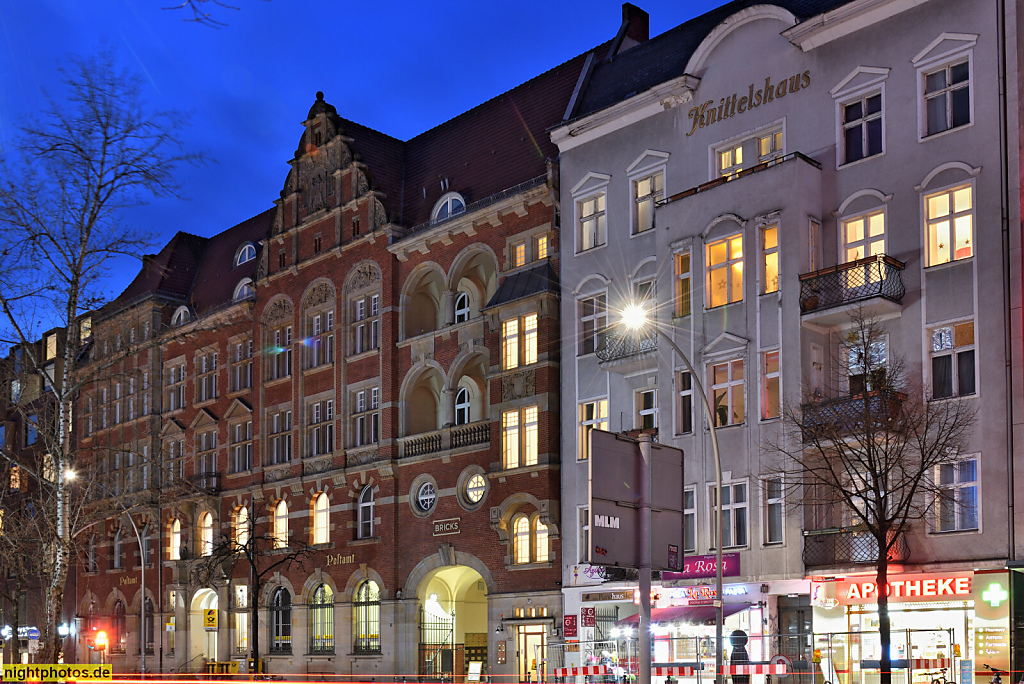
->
<box><xmin>783</xmin><ymin>0</ymin><xmax>933</xmax><ymax>52</ymax></box>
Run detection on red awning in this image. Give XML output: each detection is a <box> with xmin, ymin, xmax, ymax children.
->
<box><xmin>617</xmin><ymin>603</ymin><xmax>751</xmax><ymax>625</ymax></box>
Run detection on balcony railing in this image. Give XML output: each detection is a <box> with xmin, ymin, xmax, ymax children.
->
<box><xmin>803</xmin><ymin>527</ymin><xmax>909</xmax><ymax>567</ymax></box>
<box><xmin>398</xmin><ymin>420</ymin><xmax>491</xmax><ymax>458</ymax></box>
<box><xmin>800</xmin><ymin>391</ymin><xmax>906</xmax><ymax>441</ymax></box>
<box><xmin>595</xmin><ymin>329</ymin><xmax>657</xmax><ymax>363</ymax></box>
<box><xmin>799</xmin><ymin>254</ymin><xmax>906</xmax><ymax>314</ymax></box>
<box><xmin>188</xmin><ymin>472</ymin><xmax>221</xmax><ymax>494</ymax></box>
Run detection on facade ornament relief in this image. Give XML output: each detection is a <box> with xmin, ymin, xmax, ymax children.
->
<box><xmin>348</xmin><ymin>263</ymin><xmax>381</xmax><ymax>290</ymax></box>
<box><xmin>262</xmin><ymin>298</ymin><xmax>294</xmax><ymax>324</ymax></box>
<box><xmin>754</xmin><ymin>210</ymin><xmax>782</xmax><ymax>228</ymax></box>
<box><xmin>303</xmin><ymin>281</ymin><xmax>335</xmax><ymax>309</ymax></box>
<box><xmin>501</xmin><ymin>370</ymin><xmax>536</xmax><ymax>402</ymax></box>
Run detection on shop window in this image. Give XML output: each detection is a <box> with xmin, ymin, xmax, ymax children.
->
<box><xmin>930</xmin><ymin>321</ymin><xmax>975</xmax><ymax>398</ymax></box>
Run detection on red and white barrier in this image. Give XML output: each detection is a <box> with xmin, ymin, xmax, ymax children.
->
<box><xmin>652</xmin><ymin>667</ymin><xmax>698</xmax><ymax>676</ymax></box>
<box><xmin>553</xmin><ymin>666</ymin><xmax>612</xmax><ymax>677</ymax></box>
<box><xmin>720</xmin><ymin>664</ymin><xmax>789</xmax><ymax>675</ymax></box>
<box><xmin>911</xmin><ymin>659</ymin><xmax>948</xmax><ymax>670</ymax></box>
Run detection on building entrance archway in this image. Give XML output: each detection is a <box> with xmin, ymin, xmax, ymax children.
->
<box><xmin>189</xmin><ymin>589</ymin><xmax>218</xmax><ymax>666</ymax></box>
<box><xmin>418</xmin><ymin>565</ymin><xmax>488</xmax><ymax>679</ymax></box>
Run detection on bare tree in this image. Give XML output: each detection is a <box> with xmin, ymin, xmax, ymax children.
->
<box><xmin>163</xmin><ymin>0</ymin><xmax>267</xmax><ymax>27</ymax></box>
<box><xmin>771</xmin><ymin>314</ymin><xmax>975</xmax><ymax>684</ymax></box>
<box><xmin>0</xmin><ymin>51</ymin><xmax>201</xmax><ymax>662</ymax></box>
<box><xmin>189</xmin><ymin>499</ymin><xmax>313</xmax><ymax>672</ymax></box>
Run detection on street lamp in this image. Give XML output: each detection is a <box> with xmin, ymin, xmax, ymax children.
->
<box><xmin>621</xmin><ymin>303</ymin><xmax>725</xmax><ymax>684</ymax></box>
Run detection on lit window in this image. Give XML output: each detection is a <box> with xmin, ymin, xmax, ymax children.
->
<box><xmin>844</xmin><ymin>210</ymin><xmax>886</xmax><ymax>264</ymax></box>
<box><xmin>309</xmin><ymin>584</ymin><xmax>334</xmax><ymax>654</ymax></box>
<box><xmin>511</xmin><ymin>242</ymin><xmax>526</xmax><ymax>268</ymax></box>
<box><xmin>634</xmin><ymin>172</ymin><xmax>664</xmax><ymax>234</ymax></box>
<box><xmin>683</xmin><ymin>488</ymin><xmax>696</xmax><ymax>552</ymax></box>
<box><xmin>465</xmin><ymin>474</ymin><xmax>487</xmax><ymax>504</ymax></box>
<box><xmin>842</xmin><ymin>93</ymin><xmax>883</xmax><ymax>164</ymax></box>
<box><xmin>578</xmin><ymin>194</ymin><xmax>607</xmax><ymax>251</ymax></box>
<box><xmin>711</xmin><ymin>481</ymin><xmax>748</xmax><ymax>549</ymax></box>
<box><xmin>930</xmin><ymin>321</ymin><xmax>975</xmax><ymax>398</ymax></box>
<box><xmin>707</xmin><ymin>235</ymin><xmax>743</xmax><ymax>308</ymax></box>
<box><xmin>762</xmin><ymin>351</ymin><xmax>780</xmax><ymax>420</ymax></box>
<box><xmin>312</xmin><ymin>493</ymin><xmax>329</xmax><ymax>545</ymax></box>
<box><xmin>169</xmin><ymin>518</ymin><xmax>181</xmax><ymax>560</ymax></box>
<box><xmin>535</xmin><ymin>234</ymin><xmax>549</xmax><ymax>260</ymax></box>
<box><xmin>578</xmin><ymin>293</ymin><xmax>606</xmax><ymax>355</ymax></box>
<box><xmin>926</xmin><ymin>184</ymin><xmax>973</xmax><ymax>266</ymax></box>
<box><xmin>502</xmin><ymin>406</ymin><xmax>538</xmax><ymax>469</ymax></box>
<box><xmin>45</xmin><ymin>334</ymin><xmax>57</xmax><ymax>361</ymax></box>
<box><xmin>936</xmin><ymin>456</ymin><xmax>978</xmax><ymax>532</ymax></box>
<box><xmin>358</xmin><ymin>487</ymin><xmax>375</xmax><ymax>539</ymax></box>
<box><xmin>512</xmin><ymin>515</ymin><xmax>549</xmax><ymax>565</ymax></box>
<box><xmin>674</xmin><ymin>252</ymin><xmax>691</xmax><ymax>317</ymax></box>
<box><xmin>502</xmin><ymin>313</ymin><xmax>538</xmax><ymax>369</ymax></box>
<box><xmin>235</xmin><ymin>506</ymin><xmax>250</xmax><ymax>548</ymax></box>
<box><xmin>272</xmin><ymin>500</ymin><xmax>288</xmax><ymax>549</ymax></box>
<box><xmin>235</xmin><ymin>243</ymin><xmax>256</xmax><ymax>266</ymax></box>
<box><xmin>577</xmin><ymin>399</ymin><xmax>608</xmax><ymax>461</ymax></box>
<box><xmin>718</xmin><ymin>144</ymin><xmax>743</xmax><ymax>180</ymax></box>
<box><xmin>710</xmin><ymin>359</ymin><xmax>745</xmax><ymax>427</ymax></box>
<box><xmin>764</xmin><ymin>477</ymin><xmax>784</xmax><ymax>544</ymax></box>
<box><xmin>198</xmin><ymin>512</ymin><xmax>213</xmax><ymax>557</ymax></box>
<box><xmin>635</xmin><ymin>389</ymin><xmax>657</xmax><ymax>431</ymax></box>
<box><xmin>353</xmin><ymin>581</ymin><xmax>380</xmax><ymax>653</ymax></box>
<box><xmin>762</xmin><ymin>225</ymin><xmax>778</xmax><ymax>294</ymax></box>
<box><xmin>757</xmin><ymin>131</ymin><xmax>783</xmax><ymax>163</ymax></box>
<box><xmin>924</xmin><ymin>60</ymin><xmax>970</xmax><ymax>136</ymax></box>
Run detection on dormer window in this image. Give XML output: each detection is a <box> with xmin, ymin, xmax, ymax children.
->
<box><xmin>235</xmin><ymin>243</ymin><xmax>256</xmax><ymax>267</ymax></box>
<box><xmin>171</xmin><ymin>306</ymin><xmax>191</xmax><ymax>327</ymax></box>
<box><xmin>233</xmin><ymin>279</ymin><xmax>255</xmax><ymax>303</ymax></box>
<box><xmin>432</xmin><ymin>192</ymin><xmax>466</xmax><ymax>223</ymax></box>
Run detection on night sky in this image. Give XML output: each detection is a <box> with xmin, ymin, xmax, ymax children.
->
<box><xmin>0</xmin><ymin>0</ymin><xmax>722</xmax><ymax>301</ymax></box>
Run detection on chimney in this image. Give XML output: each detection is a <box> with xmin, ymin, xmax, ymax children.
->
<box><xmin>623</xmin><ymin>3</ymin><xmax>650</xmax><ymax>44</ymax></box>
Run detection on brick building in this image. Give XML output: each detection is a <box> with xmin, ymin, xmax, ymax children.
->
<box><xmin>65</xmin><ymin>27</ymin><xmax>633</xmax><ymax>672</ymax></box>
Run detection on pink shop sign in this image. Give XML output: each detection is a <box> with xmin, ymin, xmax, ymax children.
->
<box><xmin>662</xmin><ymin>553</ymin><xmax>740</xmax><ymax>580</ymax></box>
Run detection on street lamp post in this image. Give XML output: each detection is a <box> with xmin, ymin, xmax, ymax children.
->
<box><xmin>621</xmin><ymin>305</ymin><xmax>725</xmax><ymax>684</ymax></box>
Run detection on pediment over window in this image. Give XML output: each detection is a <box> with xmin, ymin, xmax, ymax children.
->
<box><xmin>912</xmin><ymin>33</ymin><xmax>978</xmax><ymax>68</ymax></box>
<box><xmin>160</xmin><ymin>418</ymin><xmax>186</xmax><ymax>437</ymax></box>
<box><xmin>224</xmin><ymin>398</ymin><xmax>253</xmax><ymax>420</ymax></box>
<box><xmin>626</xmin><ymin>150</ymin><xmax>669</xmax><ymax>175</ymax></box>
<box><xmin>570</xmin><ymin>172</ymin><xmax>611</xmax><ymax>197</ymax></box>
<box><xmin>830</xmin><ymin>66</ymin><xmax>890</xmax><ymax>97</ymax></box>
<box><xmin>189</xmin><ymin>408</ymin><xmax>218</xmax><ymax>430</ymax></box>
<box><xmin>701</xmin><ymin>332</ymin><xmax>749</xmax><ymax>358</ymax></box>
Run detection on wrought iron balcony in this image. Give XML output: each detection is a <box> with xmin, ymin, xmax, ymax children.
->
<box><xmin>800</xmin><ymin>391</ymin><xmax>906</xmax><ymax>441</ymax></box>
<box><xmin>188</xmin><ymin>471</ymin><xmax>221</xmax><ymax>494</ymax></box>
<box><xmin>595</xmin><ymin>329</ymin><xmax>658</xmax><ymax>374</ymax></box>
<box><xmin>799</xmin><ymin>255</ymin><xmax>906</xmax><ymax>321</ymax></box>
<box><xmin>803</xmin><ymin>527</ymin><xmax>909</xmax><ymax>567</ymax></box>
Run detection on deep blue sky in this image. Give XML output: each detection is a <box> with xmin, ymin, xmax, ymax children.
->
<box><xmin>0</xmin><ymin>0</ymin><xmax>722</xmax><ymax>302</ymax></box>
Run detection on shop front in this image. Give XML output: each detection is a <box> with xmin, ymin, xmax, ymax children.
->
<box><xmin>810</xmin><ymin>570</ymin><xmax>1011</xmax><ymax>684</ymax></box>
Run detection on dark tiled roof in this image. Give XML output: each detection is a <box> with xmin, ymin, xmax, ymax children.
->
<box><xmin>485</xmin><ymin>261</ymin><xmax>559</xmax><ymax>309</ymax></box>
<box><xmin>112</xmin><ymin>232</ymin><xmax>209</xmax><ymax>309</ymax></box>
<box><xmin>189</xmin><ymin>208</ymin><xmax>274</xmax><ymax>316</ymax></box>
<box><xmin>573</xmin><ymin>0</ymin><xmax>854</xmax><ymax>120</ymax></box>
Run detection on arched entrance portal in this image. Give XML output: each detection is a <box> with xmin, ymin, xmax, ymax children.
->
<box><xmin>418</xmin><ymin>566</ymin><xmax>488</xmax><ymax>679</ymax></box>
<box><xmin>189</xmin><ymin>589</ymin><xmax>218</xmax><ymax>666</ymax></box>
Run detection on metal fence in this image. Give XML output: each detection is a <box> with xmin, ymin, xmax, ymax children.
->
<box><xmin>549</xmin><ymin>629</ymin><xmax>956</xmax><ymax>684</ymax></box>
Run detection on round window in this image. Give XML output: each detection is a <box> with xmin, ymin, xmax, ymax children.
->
<box><xmin>465</xmin><ymin>474</ymin><xmax>486</xmax><ymax>503</ymax></box>
<box><xmin>417</xmin><ymin>482</ymin><xmax>437</xmax><ymax>512</ymax></box>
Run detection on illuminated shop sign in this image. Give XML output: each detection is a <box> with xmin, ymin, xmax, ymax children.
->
<box><xmin>634</xmin><ymin>585</ymin><xmax>749</xmax><ymax>604</ymax></box>
<box><xmin>814</xmin><ymin>573</ymin><xmax>973</xmax><ymax>606</ymax></box>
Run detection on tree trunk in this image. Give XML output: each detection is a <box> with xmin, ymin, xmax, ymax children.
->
<box><xmin>877</xmin><ymin>537</ymin><xmax>891</xmax><ymax>684</ymax></box>
<box><xmin>250</xmin><ymin>572</ymin><xmax>260</xmax><ymax>674</ymax></box>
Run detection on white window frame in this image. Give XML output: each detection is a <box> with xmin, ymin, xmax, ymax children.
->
<box><xmin>924</xmin><ymin>181</ymin><xmax>974</xmax><ymax>267</ymax></box>
<box><xmin>272</xmin><ymin>500</ymin><xmax>289</xmax><ymax>549</ymax></box>
<box><xmin>454</xmin><ymin>291</ymin><xmax>471</xmax><ymax>323</ymax></box>
<box><xmin>502</xmin><ymin>406</ymin><xmax>538</xmax><ymax>469</ymax></box>
<box><xmin>761</xmin><ymin>224</ymin><xmax>779</xmax><ymax>295</ymax></box>
<box><xmin>635</xmin><ymin>388</ymin><xmax>658</xmax><ymax>431</ymax></box>
<box><xmin>312</xmin><ymin>493</ymin><xmax>329</xmax><ymax>545</ymax></box>
<box><xmin>577</xmin><ymin>292</ymin><xmax>607</xmax><ymax>356</ymax></box>
<box><xmin>709</xmin><ymin>479</ymin><xmax>749</xmax><ymax>550</ymax></box>
<box><xmin>577</xmin><ymin>192</ymin><xmax>607</xmax><ymax>252</ymax></box>
<box><xmin>577</xmin><ymin>398</ymin><xmax>608</xmax><ymax>461</ymax></box>
<box><xmin>431</xmin><ymin>192</ymin><xmax>466</xmax><ymax>223</ymax></box>
<box><xmin>709</xmin><ymin>357</ymin><xmax>745</xmax><ymax>427</ymax></box>
<box><xmin>919</xmin><ymin>56</ymin><xmax>973</xmax><ymax>140</ymax></box>
<box><xmin>676</xmin><ymin>369</ymin><xmax>694</xmax><ymax>435</ymax></box>
<box><xmin>632</xmin><ymin>171</ymin><xmax>664</xmax><ymax>235</ymax></box>
<box><xmin>706</xmin><ymin>234</ymin><xmax>744</xmax><ymax>309</ymax></box>
<box><xmin>933</xmin><ymin>454</ymin><xmax>980</xmax><ymax>533</ymax></box>
<box><xmin>711</xmin><ymin>122</ymin><xmax>784</xmax><ymax>181</ymax></box>
<box><xmin>761</xmin><ymin>350</ymin><xmax>781</xmax><ymax>421</ymax></box>
<box><xmin>358</xmin><ymin>487</ymin><xmax>375</xmax><ymax>539</ymax></box>
<box><xmin>762</xmin><ymin>475</ymin><xmax>785</xmax><ymax>545</ymax></box>
<box><xmin>840</xmin><ymin>91</ymin><xmax>884</xmax><ymax>166</ymax></box>
<box><xmin>674</xmin><ymin>249</ymin><xmax>692</xmax><ymax>317</ymax></box>
<box><xmin>928</xmin><ymin>319</ymin><xmax>977</xmax><ymax>399</ymax></box>
<box><xmin>683</xmin><ymin>487</ymin><xmax>697</xmax><ymax>552</ymax></box>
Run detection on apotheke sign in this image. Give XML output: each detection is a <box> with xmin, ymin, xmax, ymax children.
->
<box><xmin>819</xmin><ymin>572</ymin><xmax>973</xmax><ymax>605</ymax></box>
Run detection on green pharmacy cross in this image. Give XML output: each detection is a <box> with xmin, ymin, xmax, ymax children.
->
<box><xmin>982</xmin><ymin>583</ymin><xmax>1008</xmax><ymax>607</ymax></box>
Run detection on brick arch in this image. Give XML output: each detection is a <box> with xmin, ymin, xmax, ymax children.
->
<box><xmin>300</xmin><ymin>567</ymin><xmax>341</xmax><ymax>603</ymax></box>
<box><xmin>343</xmin><ymin>565</ymin><xmax>388</xmax><ymax>598</ymax></box>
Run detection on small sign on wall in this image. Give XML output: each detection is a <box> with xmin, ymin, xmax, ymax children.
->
<box><xmin>496</xmin><ymin>641</ymin><xmax>507</xmax><ymax>664</ymax></box>
<box><xmin>563</xmin><ymin>615</ymin><xmax>578</xmax><ymax>638</ymax></box>
<box><xmin>204</xmin><ymin>609</ymin><xmax>218</xmax><ymax>631</ymax></box>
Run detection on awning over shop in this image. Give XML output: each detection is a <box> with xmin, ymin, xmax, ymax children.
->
<box><xmin>617</xmin><ymin>603</ymin><xmax>751</xmax><ymax>625</ymax></box>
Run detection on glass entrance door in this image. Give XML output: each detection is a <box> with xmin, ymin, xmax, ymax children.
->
<box><xmin>517</xmin><ymin>625</ymin><xmax>547</xmax><ymax>682</ymax></box>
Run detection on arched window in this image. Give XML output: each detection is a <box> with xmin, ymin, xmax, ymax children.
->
<box><xmin>86</xmin><ymin>535</ymin><xmax>98</xmax><ymax>572</ymax></box>
<box><xmin>454</xmin><ymin>387</ymin><xmax>471</xmax><ymax>425</ymax></box>
<box><xmin>353</xmin><ymin>580</ymin><xmax>380</xmax><ymax>653</ymax></box>
<box><xmin>534</xmin><ymin>518</ymin><xmax>549</xmax><ymax>563</ymax></box>
<box><xmin>170</xmin><ymin>306</ymin><xmax>191</xmax><ymax>327</ymax></box>
<box><xmin>235</xmin><ymin>506</ymin><xmax>250</xmax><ymax>549</ymax></box>
<box><xmin>309</xmin><ymin>584</ymin><xmax>334</xmax><ymax>654</ymax></box>
<box><xmin>312</xmin><ymin>493</ymin><xmax>329</xmax><ymax>545</ymax></box>
<box><xmin>169</xmin><ymin>518</ymin><xmax>181</xmax><ymax>560</ymax></box>
<box><xmin>358</xmin><ymin>487</ymin><xmax>374</xmax><ymax>539</ymax></box>
<box><xmin>111</xmin><ymin>600</ymin><xmax>126</xmax><ymax>654</ymax></box>
<box><xmin>431</xmin><ymin>192</ymin><xmax>466</xmax><ymax>223</ymax></box>
<box><xmin>235</xmin><ymin>242</ymin><xmax>256</xmax><ymax>266</ymax></box>
<box><xmin>454</xmin><ymin>291</ymin><xmax>471</xmax><ymax>323</ymax></box>
<box><xmin>144</xmin><ymin>598</ymin><xmax>155</xmax><ymax>654</ymax></box>
<box><xmin>513</xmin><ymin>516</ymin><xmax>530</xmax><ymax>564</ymax></box>
<box><xmin>113</xmin><ymin>528</ymin><xmax>124</xmax><ymax>569</ymax></box>
<box><xmin>272</xmin><ymin>500</ymin><xmax>288</xmax><ymax>549</ymax></box>
<box><xmin>233</xmin><ymin>278</ymin><xmax>255</xmax><ymax>303</ymax></box>
<box><xmin>270</xmin><ymin>587</ymin><xmax>292</xmax><ymax>653</ymax></box>
<box><xmin>198</xmin><ymin>512</ymin><xmax>213</xmax><ymax>557</ymax></box>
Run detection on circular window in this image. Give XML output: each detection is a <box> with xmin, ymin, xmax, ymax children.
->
<box><xmin>417</xmin><ymin>482</ymin><xmax>437</xmax><ymax>512</ymax></box>
<box><xmin>466</xmin><ymin>474</ymin><xmax>486</xmax><ymax>504</ymax></box>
